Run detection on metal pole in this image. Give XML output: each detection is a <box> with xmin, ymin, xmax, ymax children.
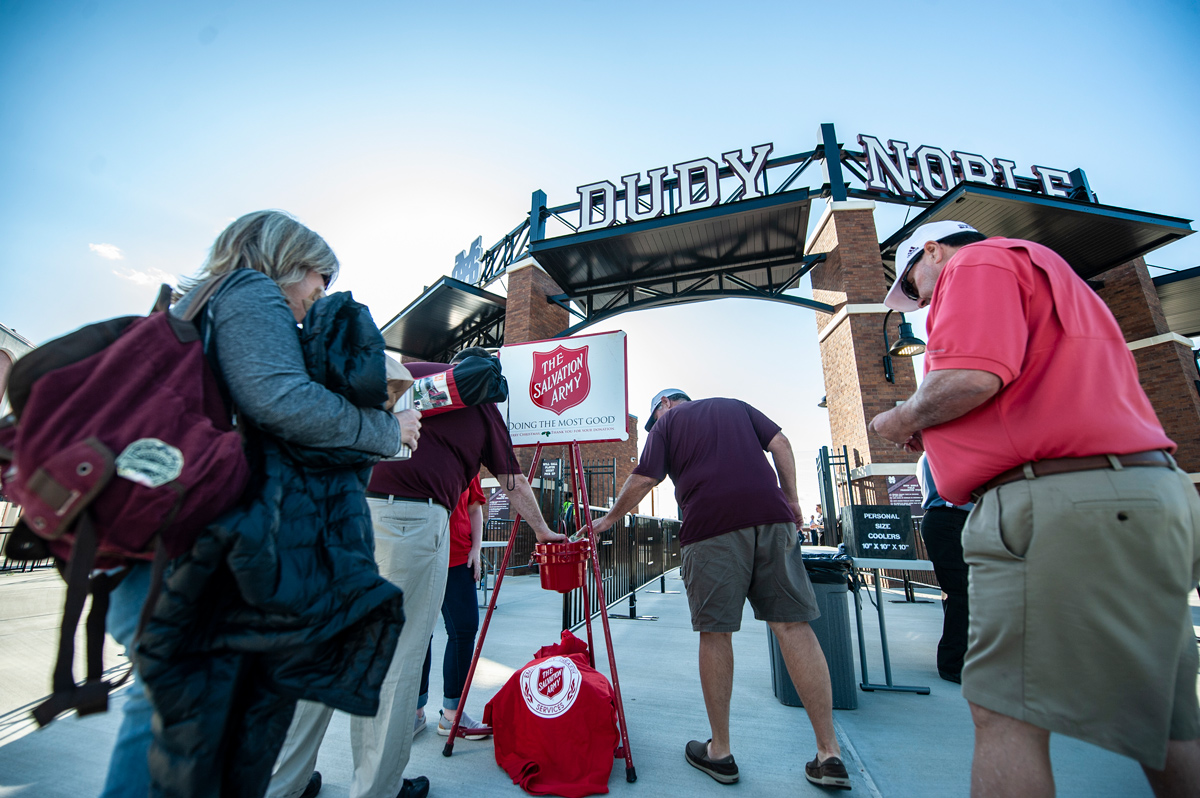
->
<box><xmin>874</xmin><ymin>570</ymin><xmax>895</xmax><ymax>685</ymax></box>
<box><xmin>627</xmin><ymin>519</ymin><xmax>636</xmax><ymax>619</ymax></box>
<box><xmin>851</xmin><ymin>567</ymin><xmax>872</xmax><ymax>688</ymax></box>
<box><xmin>444</xmin><ymin>442</ymin><xmax>544</xmax><ymax>756</ymax></box>
<box><xmin>570</xmin><ymin>442</ymin><xmax>636</xmax><ymax>782</ymax></box>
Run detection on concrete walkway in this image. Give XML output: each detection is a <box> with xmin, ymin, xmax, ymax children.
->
<box><xmin>0</xmin><ymin>564</ymin><xmax>1185</xmax><ymax>797</ymax></box>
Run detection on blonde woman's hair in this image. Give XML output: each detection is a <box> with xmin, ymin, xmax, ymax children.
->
<box><xmin>175</xmin><ymin>210</ymin><xmax>339</xmax><ymax>299</ymax></box>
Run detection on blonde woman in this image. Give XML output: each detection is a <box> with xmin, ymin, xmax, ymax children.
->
<box><xmin>100</xmin><ymin>210</ymin><xmax>420</xmax><ymax>798</ymax></box>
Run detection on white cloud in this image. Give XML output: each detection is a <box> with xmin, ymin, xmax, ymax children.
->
<box><xmin>89</xmin><ymin>242</ymin><xmax>125</xmax><ymax>260</ymax></box>
<box><xmin>112</xmin><ymin>266</ymin><xmax>178</xmax><ymax>287</ymax></box>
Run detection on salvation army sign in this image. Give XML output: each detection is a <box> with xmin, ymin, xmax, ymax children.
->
<box><xmin>499</xmin><ymin>330</ymin><xmax>628</xmax><ymax>447</ymax></box>
<box><xmin>531</xmin><ymin>344</ymin><xmax>590</xmax><ymax>415</ymax></box>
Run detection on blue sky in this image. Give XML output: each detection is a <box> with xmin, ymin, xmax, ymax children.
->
<box><xmin>2</xmin><ymin>0</ymin><xmax>1197</xmax><ymax>515</ymax></box>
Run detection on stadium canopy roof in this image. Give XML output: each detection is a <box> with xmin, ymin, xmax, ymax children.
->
<box><xmin>528</xmin><ymin>187</ymin><xmax>834</xmax><ymax>335</ymax></box>
<box><xmin>378</xmin><ymin>276</ymin><xmax>506</xmax><ymax>362</ymax></box>
<box><xmin>1154</xmin><ymin>265</ymin><xmax>1200</xmax><ymax>339</ymax></box>
<box><xmin>879</xmin><ymin>183</ymin><xmax>1194</xmax><ymax>283</ymax></box>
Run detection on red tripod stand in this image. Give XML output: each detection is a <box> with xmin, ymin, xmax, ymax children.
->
<box><xmin>442</xmin><ymin>441</ymin><xmax>637</xmax><ymax>784</ymax></box>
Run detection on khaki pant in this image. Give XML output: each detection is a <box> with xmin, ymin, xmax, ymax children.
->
<box><xmin>267</xmin><ymin>498</ymin><xmax>450</xmax><ymax>798</ymax></box>
<box><xmin>961</xmin><ymin>464</ymin><xmax>1200</xmax><ymax>770</ymax></box>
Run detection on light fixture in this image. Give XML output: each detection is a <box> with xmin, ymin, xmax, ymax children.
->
<box><xmin>817</xmin><ymin>395</ymin><xmax>827</xmax><ymax>408</ymax></box>
<box><xmin>883</xmin><ymin>309</ymin><xmax>926</xmax><ymax>383</ymax></box>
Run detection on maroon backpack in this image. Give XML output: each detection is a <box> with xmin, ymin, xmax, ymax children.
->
<box><xmin>0</xmin><ymin>276</ymin><xmax>250</xmax><ymax>725</ymax></box>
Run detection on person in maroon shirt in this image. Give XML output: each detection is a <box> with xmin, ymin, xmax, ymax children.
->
<box><xmin>268</xmin><ymin>348</ymin><xmax>564</xmax><ymax>798</ymax></box>
<box><xmin>592</xmin><ymin>390</ymin><xmax>848</xmax><ymax>790</ymax></box>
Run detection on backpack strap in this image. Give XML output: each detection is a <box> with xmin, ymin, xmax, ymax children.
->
<box><xmin>32</xmin><ymin>512</ymin><xmax>110</xmax><ymax>726</ymax></box>
<box><xmin>151</xmin><ymin>285</ymin><xmax>172</xmax><ymax>314</ymax></box>
<box><xmin>178</xmin><ymin>271</ymin><xmax>237</xmax><ymax>323</ymax></box>
<box><xmin>29</xmin><ymin>517</ymin><xmax>173</xmax><ymax>727</ymax></box>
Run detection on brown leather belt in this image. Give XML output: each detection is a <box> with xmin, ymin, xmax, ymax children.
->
<box><xmin>971</xmin><ymin>449</ymin><xmax>1172</xmax><ymax>502</ymax></box>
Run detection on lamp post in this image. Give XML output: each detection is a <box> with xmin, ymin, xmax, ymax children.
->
<box><xmin>883</xmin><ymin>309</ymin><xmax>926</xmax><ymax>383</ymax></box>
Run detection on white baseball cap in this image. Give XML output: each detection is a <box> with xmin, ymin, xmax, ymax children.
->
<box><xmin>645</xmin><ymin>388</ymin><xmax>689</xmax><ymax>432</ymax></box>
<box><xmin>885</xmin><ymin>220</ymin><xmax>979</xmax><ymax>311</ymax></box>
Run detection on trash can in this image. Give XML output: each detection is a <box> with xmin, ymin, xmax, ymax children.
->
<box><xmin>768</xmin><ymin>556</ymin><xmax>858</xmax><ymax>710</ymax></box>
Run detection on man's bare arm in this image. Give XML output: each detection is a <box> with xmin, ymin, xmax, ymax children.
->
<box><xmin>590</xmin><ymin>474</ymin><xmax>660</xmax><ymax>534</ymax></box>
<box><xmin>499</xmin><ymin>474</ymin><xmax>565</xmax><ymax>543</ymax></box>
<box><xmin>765</xmin><ymin>431</ymin><xmax>803</xmax><ymax>524</ymax></box>
<box><xmin>869</xmin><ymin>368</ymin><xmax>1002</xmax><ymax>445</ymax></box>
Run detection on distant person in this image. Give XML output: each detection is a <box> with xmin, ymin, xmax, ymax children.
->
<box><xmin>593</xmin><ymin>389</ymin><xmax>850</xmax><ymax>790</ymax></box>
<box><xmin>813</xmin><ymin>503</ymin><xmax>824</xmax><ymax>546</ymax></box>
<box><xmin>915</xmin><ymin>454</ymin><xmax>973</xmax><ymax>684</ymax></box>
<box><xmin>801</xmin><ymin>514</ymin><xmax>817</xmax><ymax>545</ymax></box>
<box><xmin>560</xmin><ymin>490</ymin><xmax>575</xmax><ymax>532</ymax></box>
<box><xmin>415</xmin><ymin>474</ymin><xmax>491</xmax><ymax>739</ymax></box>
<box><xmin>268</xmin><ymin>346</ymin><xmax>563</xmax><ymax>798</ymax></box>
<box><xmin>870</xmin><ymin>221</ymin><xmax>1199</xmax><ymax>797</ymax></box>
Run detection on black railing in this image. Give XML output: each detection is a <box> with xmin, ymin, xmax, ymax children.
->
<box><xmin>561</xmin><ymin>508</ymin><xmax>681</xmax><ymax>631</ymax></box>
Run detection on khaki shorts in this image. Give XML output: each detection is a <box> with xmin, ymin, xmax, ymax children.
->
<box><xmin>962</xmin><ymin>464</ymin><xmax>1200</xmax><ymax>769</ymax></box>
<box><xmin>680</xmin><ymin>522</ymin><xmax>820</xmax><ymax>633</ymax></box>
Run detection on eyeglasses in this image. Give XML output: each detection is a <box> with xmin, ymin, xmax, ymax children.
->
<box><xmin>899</xmin><ymin>256</ymin><xmax>921</xmax><ymax>302</ymax></box>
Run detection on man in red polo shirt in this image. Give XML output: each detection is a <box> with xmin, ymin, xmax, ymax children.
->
<box><xmin>268</xmin><ymin>347</ymin><xmax>564</xmax><ymax>798</ymax></box>
<box><xmin>870</xmin><ymin>221</ymin><xmax>1200</xmax><ymax>797</ymax></box>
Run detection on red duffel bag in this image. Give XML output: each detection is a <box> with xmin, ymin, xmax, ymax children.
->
<box><xmin>484</xmin><ymin>631</ymin><xmax>620</xmax><ymax>797</ymax></box>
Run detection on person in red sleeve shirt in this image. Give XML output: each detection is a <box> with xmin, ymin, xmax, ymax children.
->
<box><xmin>592</xmin><ymin>390</ymin><xmax>848</xmax><ymax>790</ymax></box>
<box><xmin>268</xmin><ymin>347</ymin><xmax>563</xmax><ymax>798</ymax></box>
<box><xmin>414</xmin><ymin>474</ymin><xmax>491</xmax><ymax>739</ymax></box>
<box><xmin>870</xmin><ymin>221</ymin><xmax>1200</xmax><ymax>798</ymax></box>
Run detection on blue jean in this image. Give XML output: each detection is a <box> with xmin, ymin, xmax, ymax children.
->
<box><xmin>417</xmin><ymin>562</ymin><xmax>480</xmax><ymax>711</ymax></box>
<box><xmin>99</xmin><ymin>561</ymin><xmax>153</xmax><ymax>798</ymax></box>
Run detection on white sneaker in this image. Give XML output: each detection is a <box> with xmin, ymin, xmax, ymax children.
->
<box><xmin>413</xmin><ymin>710</ymin><xmax>427</xmax><ymax>738</ymax></box>
<box><xmin>438</xmin><ymin>709</ymin><xmax>491</xmax><ymax>740</ymax></box>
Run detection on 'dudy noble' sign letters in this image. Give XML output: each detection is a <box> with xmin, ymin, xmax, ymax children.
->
<box><xmin>498</xmin><ymin>331</ymin><xmax>629</xmax><ymax>447</ymax></box>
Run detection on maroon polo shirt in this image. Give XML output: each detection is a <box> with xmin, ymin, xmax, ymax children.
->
<box><xmin>633</xmin><ymin>397</ymin><xmax>793</xmax><ymax>546</ymax></box>
<box><xmin>368</xmin><ymin>362</ymin><xmax>521</xmax><ymax>511</ymax></box>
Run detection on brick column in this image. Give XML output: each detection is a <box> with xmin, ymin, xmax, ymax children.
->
<box><xmin>501</xmin><ymin>258</ymin><xmax>642</xmax><ymax>507</ymax></box>
<box><xmin>807</xmin><ymin>201</ymin><xmax>920</xmax><ymax>505</ymax></box>
<box><xmin>504</xmin><ymin>257</ymin><xmax>570</xmax><ymax>345</ymax></box>
<box><xmin>1095</xmin><ymin>257</ymin><xmax>1200</xmax><ymax>476</ymax></box>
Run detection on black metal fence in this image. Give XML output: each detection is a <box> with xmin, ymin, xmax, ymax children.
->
<box><xmin>0</xmin><ymin>527</ymin><xmax>54</xmax><ymax>573</ymax></box>
<box><xmin>561</xmin><ymin>508</ymin><xmax>681</xmax><ymax>632</ymax></box>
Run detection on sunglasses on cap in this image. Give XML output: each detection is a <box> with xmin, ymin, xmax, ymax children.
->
<box><xmin>899</xmin><ymin>256</ymin><xmax>921</xmax><ymax>303</ymax></box>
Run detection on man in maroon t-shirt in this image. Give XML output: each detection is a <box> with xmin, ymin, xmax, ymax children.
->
<box><xmin>269</xmin><ymin>348</ymin><xmax>564</xmax><ymax>798</ymax></box>
<box><xmin>592</xmin><ymin>390</ymin><xmax>849</xmax><ymax>790</ymax></box>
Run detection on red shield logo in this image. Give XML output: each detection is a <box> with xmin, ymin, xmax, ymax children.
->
<box><xmin>530</xmin><ymin>345</ymin><xmax>591</xmax><ymax>416</ymax></box>
<box><xmin>538</xmin><ymin>666</ymin><xmax>564</xmax><ymax>698</ymax></box>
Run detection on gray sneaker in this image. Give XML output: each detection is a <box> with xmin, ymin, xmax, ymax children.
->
<box><xmin>438</xmin><ymin>709</ymin><xmax>491</xmax><ymax>740</ymax></box>
<box><xmin>413</xmin><ymin>710</ymin><xmax>427</xmax><ymax>738</ymax></box>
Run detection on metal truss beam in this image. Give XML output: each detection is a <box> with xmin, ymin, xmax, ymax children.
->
<box><xmin>553</xmin><ymin>287</ymin><xmax>834</xmax><ymax>338</ymax></box>
<box><xmin>547</xmin><ymin>253</ymin><xmax>831</xmax><ymax>336</ymax></box>
<box><xmin>388</xmin><ymin>313</ymin><xmax>505</xmax><ymax>363</ymax></box>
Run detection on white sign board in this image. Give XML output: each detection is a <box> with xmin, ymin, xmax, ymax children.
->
<box><xmin>498</xmin><ymin>331</ymin><xmax>628</xmax><ymax>447</ymax></box>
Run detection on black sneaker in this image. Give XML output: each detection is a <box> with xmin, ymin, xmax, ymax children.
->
<box><xmin>684</xmin><ymin>739</ymin><xmax>739</xmax><ymax>784</ymax></box>
<box><xmin>805</xmin><ymin>755</ymin><xmax>851</xmax><ymax>790</ymax></box>
<box><xmin>396</xmin><ymin>776</ymin><xmax>430</xmax><ymax>798</ymax></box>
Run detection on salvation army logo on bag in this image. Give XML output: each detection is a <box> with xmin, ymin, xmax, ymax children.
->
<box><xmin>520</xmin><ymin>656</ymin><xmax>583</xmax><ymax>717</ymax></box>
<box><xmin>538</xmin><ymin>666</ymin><xmax>564</xmax><ymax>698</ymax></box>
<box><xmin>530</xmin><ymin>344</ymin><xmax>591</xmax><ymax>416</ymax></box>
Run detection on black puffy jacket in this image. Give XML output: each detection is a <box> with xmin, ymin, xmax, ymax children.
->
<box><xmin>136</xmin><ymin>292</ymin><xmax>406</xmax><ymax>798</ymax></box>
